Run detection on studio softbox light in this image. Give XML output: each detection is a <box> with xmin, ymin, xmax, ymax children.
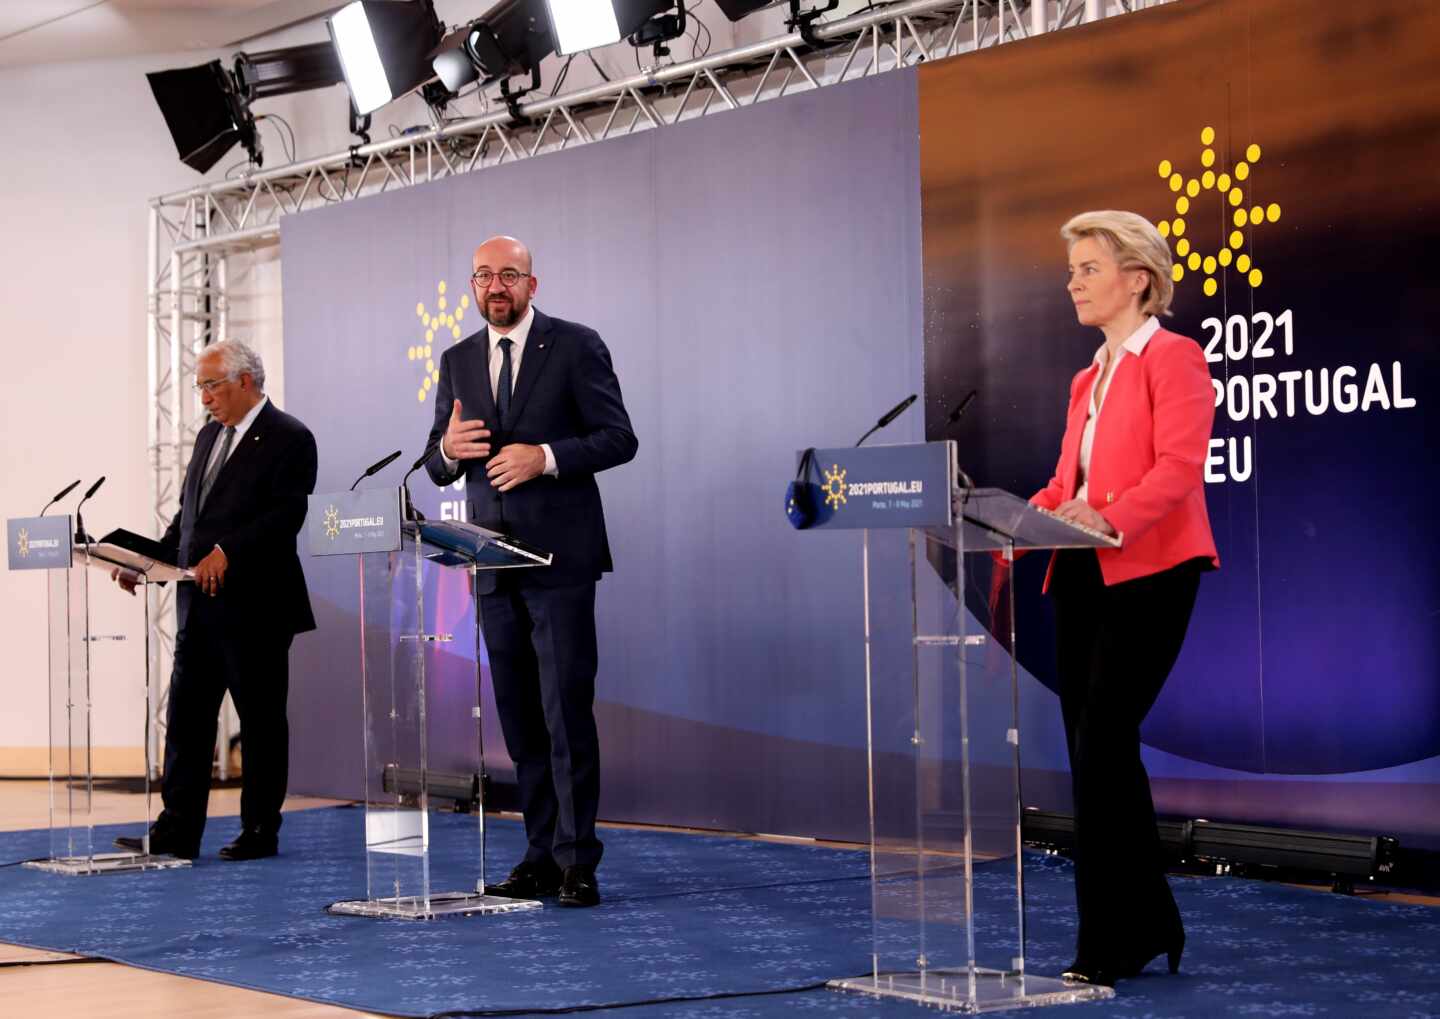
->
<box><xmin>329</xmin><ymin>0</ymin><xmax>446</xmax><ymax>115</ymax></box>
<box><xmin>541</xmin><ymin>0</ymin><xmax>672</xmax><ymax>55</ymax></box>
<box><xmin>712</xmin><ymin>0</ymin><xmax>784</xmax><ymax>21</ymax></box>
<box><xmin>146</xmin><ymin>60</ymin><xmax>256</xmax><ymax>174</ymax></box>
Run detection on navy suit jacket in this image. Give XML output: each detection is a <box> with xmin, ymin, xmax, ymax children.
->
<box><xmin>159</xmin><ymin>400</ymin><xmax>318</xmax><ymax>637</ymax></box>
<box><xmin>424</xmin><ymin>309</ymin><xmax>637</xmax><ymax>591</ymax></box>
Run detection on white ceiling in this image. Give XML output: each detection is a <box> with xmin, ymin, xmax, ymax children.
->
<box><xmin>0</xmin><ymin>1</ymin><xmax>349</xmax><ymax>67</ymax></box>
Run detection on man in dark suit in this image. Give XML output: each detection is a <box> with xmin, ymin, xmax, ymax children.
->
<box><xmin>114</xmin><ymin>339</ymin><xmax>317</xmax><ymax>861</ymax></box>
<box><xmin>425</xmin><ymin>235</ymin><xmax>637</xmax><ymax>907</ymax></box>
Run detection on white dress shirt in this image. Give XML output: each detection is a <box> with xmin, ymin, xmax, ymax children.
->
<box><xmin>204</xmin><ymin>395</ymin><xmax>268</xmax><ymax>476</ymax></box>
<box><xmin>203</xmin><ymin>395</ymin><xmax>267</xmax><ymax>560</ymax></box>
<box><xmin>442</xmin><ymin>304</ymin><xmax>558</xmax><ymax>476</ymax></box>
<box><xmin>1075</xmin><ymin>316</ymin><xmax>1160</xmax><ymax>502</ymax></box>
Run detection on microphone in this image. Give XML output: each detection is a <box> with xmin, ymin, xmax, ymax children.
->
<box><xmin>350</xmin><ymin>450</ymin><xmax>402</xmax><ymax>491</ymax></box>
<box><xmin>945</xmin><ymin>390</ymin><xmax>979</xmax><ymax>492</ymax></box>
<box><xmin>407</xmin><ymin>436</ymin><xmax>444</xmax><ymax>476</ymax></box>
<box><xmin>946</xmin><ymin>389</ymin><xmax>978</xmax><ymax>428</ymax></box>
<box><xmin>399</xmin><ymin>437</ymin><xmax>445</xmax><ymax>522</ymax></box>
<box><xmin>40</xmin><ymin>479</ymin><xmax>81</xmax><ymax>517</ymax></box>
<box><xmin>74</xmin><ymin>476</ymin><xmax>105</xmax><ymax>545</ymax></box>
<box><xmin>854</xmin><ymin>394</ymin><xmax>917</xmax><ymax>447</ymax></box>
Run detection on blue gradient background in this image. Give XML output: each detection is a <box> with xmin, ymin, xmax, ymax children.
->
<box><xmin>279</xmin><ymin>0</ymin><xmax>1440</xmax><ymax>849</ymax></box>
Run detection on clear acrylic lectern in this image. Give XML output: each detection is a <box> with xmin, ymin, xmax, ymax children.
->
<box><xmin>806</xmin><ymin>442</ymin><xmax>1118</xmax><ymax>1012</ymax></box>
<box><xmin>6</xmin><ymin>516</ymin><xmax>192</xmax><ymax>876</ymax></box>
<box><xmin>319</xmin><ymin>498</ymin><xmax>551</xmax><ymax>920</ymax></box>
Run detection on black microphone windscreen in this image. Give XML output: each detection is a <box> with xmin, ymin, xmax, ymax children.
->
<box><xmin>51</xmin><ymin>479</ymin><xmax>81</xmax><ymax>502</ymax></box>
<box><xmin>947</xmin><ymin>390</ymin><xmax>978</xmax><ymax>423</ymax></box>
<box><xmin>876</xmin><ymin>393</ymin><xmax>918</xmax><ymax>428</ymax></box>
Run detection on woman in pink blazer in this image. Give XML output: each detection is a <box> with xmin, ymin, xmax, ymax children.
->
<box><xmin>1033</xmin><ymin>211</ymin><xmax>1218</xmax><ymax>988</ymax></box>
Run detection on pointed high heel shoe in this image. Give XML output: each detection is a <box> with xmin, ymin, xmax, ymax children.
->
<box><xmin>1166</xmin><ymin>935</ymin><xmax>1184</xmax><ymax>974</ymax></box>
<box><xmin>1118</xmin><ymin>931</ymin><xmax>1185</xmax><ymax>979</ymax></box>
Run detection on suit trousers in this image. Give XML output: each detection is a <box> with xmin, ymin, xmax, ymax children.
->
<box><xmin>161</xmin><ymin>595</ymin><xmax>292</xmax><ymax>841</ymax></box>
<box><xmin>479</xmin><ymin>575</ymin><xmax>603</xmax><ymax>872</ymax></box>
<box><xmin>1050</xmin><ymin>548</ymin><xmax>1202</xmax><ymax>968</ymax></box>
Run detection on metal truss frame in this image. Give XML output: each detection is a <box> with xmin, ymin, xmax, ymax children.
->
<box><xmin>143</xmin><ymin>0</ymin><xmax>1167</xmax><ymax>771</ymax></box>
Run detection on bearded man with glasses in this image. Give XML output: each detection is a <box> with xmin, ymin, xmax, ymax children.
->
<box><xmin>423</xmin><ymin>234</ymin><xmax>637</xmax><ymax>908</ymax></box>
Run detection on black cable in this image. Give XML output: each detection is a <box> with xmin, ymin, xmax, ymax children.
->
<box><xmin>256</xmin><ymin>113</ymin><xmax>297</xmax><ymax>163</ymax></box>
<box><xmin>586</xmin><ymin>52</ymin><xmax>610</xmax><ymax>82</ymax></box>
<box><xmin>428</xmin><ymin>980</ymin><xmax>841</xmax><ymax>1018</ymax></box>
<box><xmin>688</xmin><ymin>4</ymin><xmax>713</xmax><ymax>58</ymax></box>
<box><xmin>550</xmin><ymin>55</ymin><xmax>575</xmax><ymax>97</ymax></box>
<box><xmin>0</xmin><ymin>956</ymin><xmax>105</xmax><ymax>969</ymax></box>
<box><xmin>224</xmin><ymin>156</ymin><xmax>256</xmax><ymax>179</ymax></box>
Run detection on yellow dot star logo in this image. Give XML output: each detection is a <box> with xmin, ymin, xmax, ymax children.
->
<box><xmin>1156</xmin><ymin>126</ymin><xmax>1280</xmax><ymax>298</ymax></box>
<box><xmin>409</xmin><ymin>279</ymin><xmax>471</xmax><ymax>404</ymax></box>
<box><xmin>16</xmin><ymin>528</ymin><xmax>29</xmax><ymax>558</ymax></box>
<box><xmin>323</xmin><ymin>505</ymin><xmax>340</xmax><ymax>540</ymax></box>
<box><xmin>823</xmin><ymin>464</ymin><xmax>848</xmax><ymax>510</ymax></box>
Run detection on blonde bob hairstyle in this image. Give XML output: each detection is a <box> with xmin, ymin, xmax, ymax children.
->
<box><xmin>1061</xmin><ymin>210</ymin><xmax>1174</xmax><ymax>317</ymax></box>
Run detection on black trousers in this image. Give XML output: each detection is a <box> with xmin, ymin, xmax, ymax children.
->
<box><xmin>161</xmin><ymin>597</ymin><xmax>292</xmax><ymax>841</ymax></box>
<box><xmin>1051</xmin><ymin>549</ymin><xmax>1202</xmax><ymax>968</ymax></box>
<box><xmin>479</xmin><ymin>576</ymin><xmax>603</xmax><ymax>872</ymax></box>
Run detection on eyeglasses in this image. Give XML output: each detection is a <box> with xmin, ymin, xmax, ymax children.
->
<box><xmin>471</xmin><ymin>269</ymin><xmax>530</xmax><ymax>288</ymax></box>
<box><xmin>193</xmin><ymin>377</ymin><xmax>233</xmax><ymax>394</ymax></box>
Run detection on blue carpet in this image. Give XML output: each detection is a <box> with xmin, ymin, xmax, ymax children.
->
<box><xmin>0</xmin><ymin>807</ymin><xmax>1437</xmax><ymax>1017</ymax></box>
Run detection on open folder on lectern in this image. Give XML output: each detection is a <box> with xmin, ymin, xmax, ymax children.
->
<box><xmin>87</xmin><ymin>528</ymin><xmax>193</xmax><ymax>582</ymax></box>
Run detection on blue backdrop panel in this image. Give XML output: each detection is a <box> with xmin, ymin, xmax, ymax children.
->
<box><xmin>281</xmin><ymin>71</ymin><xmax>929</xmax><ymax>839</ymax></box>
<box><xmin>918</xmin><ymin>0</ymin><xmax>1440</xmax><ymax>844</ymax></box>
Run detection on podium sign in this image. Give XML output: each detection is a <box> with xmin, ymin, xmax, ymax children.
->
<box><xmin>797</xmin><ymin>442</ymin><xmax>953</xmax><ymax>530</ymax></box>
<box><xmin>306</xmin><ymin>489</ymin><xmax>402</xmax><ymax>556</ymax></box>
<box><xmin>794</xmin><ymin>440</ymin><xmax>1116</xmax><ymax>1012</ymax></box>
<box><xmin>8</xmin><ymin>516</ymin><xmax>72</xmax><ymax>570</ymax></box>
<box><xmin>7</xmin><ymin>515</ymin><xmax>189</xmax><ymax>876</ymax></box>
<box><xmin>313</xmin><ymin>487</ymin><xmax>550</xmax><ymax>920</ymax></box>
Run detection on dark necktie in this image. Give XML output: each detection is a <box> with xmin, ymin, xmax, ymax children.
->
<box><xmin>198</xmin><ymin>426</ymin><xmax>235</xmax><ymax>512</ymax></box>
<box><xmin>496</xmin><ymin>337</ymin><xmax>514</xmax><ymax>424</ymax></box>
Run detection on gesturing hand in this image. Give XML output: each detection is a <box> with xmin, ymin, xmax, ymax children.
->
<box><xmin>1055</xmin><ymin>498</ymin><xmax>1117</xmax><ymax>537</ymax></box>
<box><xmin>441</xmin><ymin>399</ymin><xmax>492</xmax><ymax>461</ymax></box>
<box><xmin>487</xmin><ymin>444</ymin><xmax>546</xmax><ymax>492</ymax></box>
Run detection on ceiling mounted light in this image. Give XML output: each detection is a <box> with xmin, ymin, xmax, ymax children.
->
<box><xmin>541</xmin><ymin>0</ymin><xmax>673</xmax><ymax>55</ymax></box>
<box><xmin>146</xmin><ymin>60</ymin><xmax>257</xmax><ymax>174</ymax></box>
<box><xmin>147</xmin><ymin>43</ymin><xmax>345</xmax><ymax>173</ymax></box>
<box><xmin>429</xmin><ymin>0</ymin><xmax>557</xmax><ymax>117</ymax></box>
<box><xmin>328</xmin><ymin>0</ymin><xmax>446</xmax><ymax>115</ymax></box>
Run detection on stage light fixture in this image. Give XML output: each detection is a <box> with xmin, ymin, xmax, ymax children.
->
<box><xmin>428</xmin><ymin>0</ymin><xmax>556</xmax><ymax>120</ymax></box>
<box><xmin>328</xmin><ymin>0</ymin><xmax>446</xmax><ymax>116</ymax></box>
<box><xmin>462</xmin><ymin>0</ymin><xmax>556</xmax><ymax>84</ymax></box>
<box><xmin>711</xmin><ymin>0</ymin><xmax>840</xmax><ymax>49</ymax></box>
<box><xmin>147</xmin><ymin>43</ymin><xmax>344</xmax><ymax>173</ymax></box>
<box><xmin>542</xmin><ymin>0</ymin><xmax>674</xmax><ymax>56</ymax></box>
<box><xmin>711</xmin><ymin>0</ymin><xmax>783</xmax><ymax>21</ymax></box>
<box><xmin>147</xmin><ymin>60</ymin><xmax>257</xmax><ymax>174</ymax></box>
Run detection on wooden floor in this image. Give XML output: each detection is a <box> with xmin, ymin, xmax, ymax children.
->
<box><xmin>0</xmin><ymin>780</ymin><xmax>383</xmax><ymax>1019</ymax></box>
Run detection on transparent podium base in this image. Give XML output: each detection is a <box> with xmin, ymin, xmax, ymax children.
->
<box><xmin>829</xmin><ymin>969</ymin><xmax>1115</xmax><ymax>1012</ymax></box>
<box><xmin>23</xmin><ymin>852</ymin><xmax>193</xmax><ymax>877</ymax></box>
<box><xmin>326</xmin><ymin>891</ymin><xmax>544</xmax><ymax>920</ymax></box>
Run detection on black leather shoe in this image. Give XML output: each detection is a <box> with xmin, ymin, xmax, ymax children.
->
<box><xmin>487</xmin><ymin>860</ymin><xmax>563</xmax><ymax>899</ymax></box>
<box><xmin>114</xmin><ymin>823</ymin><xmax>200</xmax><ymax>860</ymax></box>
<box><xmin>557</xmin><ymin>866</ymin><xmax>600</xmax><ymax>908</ymax></box>
<box><xmin>218</xmin><ymin>827</ymin><xmax>278</xmax><ymax>861</ymax></box>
